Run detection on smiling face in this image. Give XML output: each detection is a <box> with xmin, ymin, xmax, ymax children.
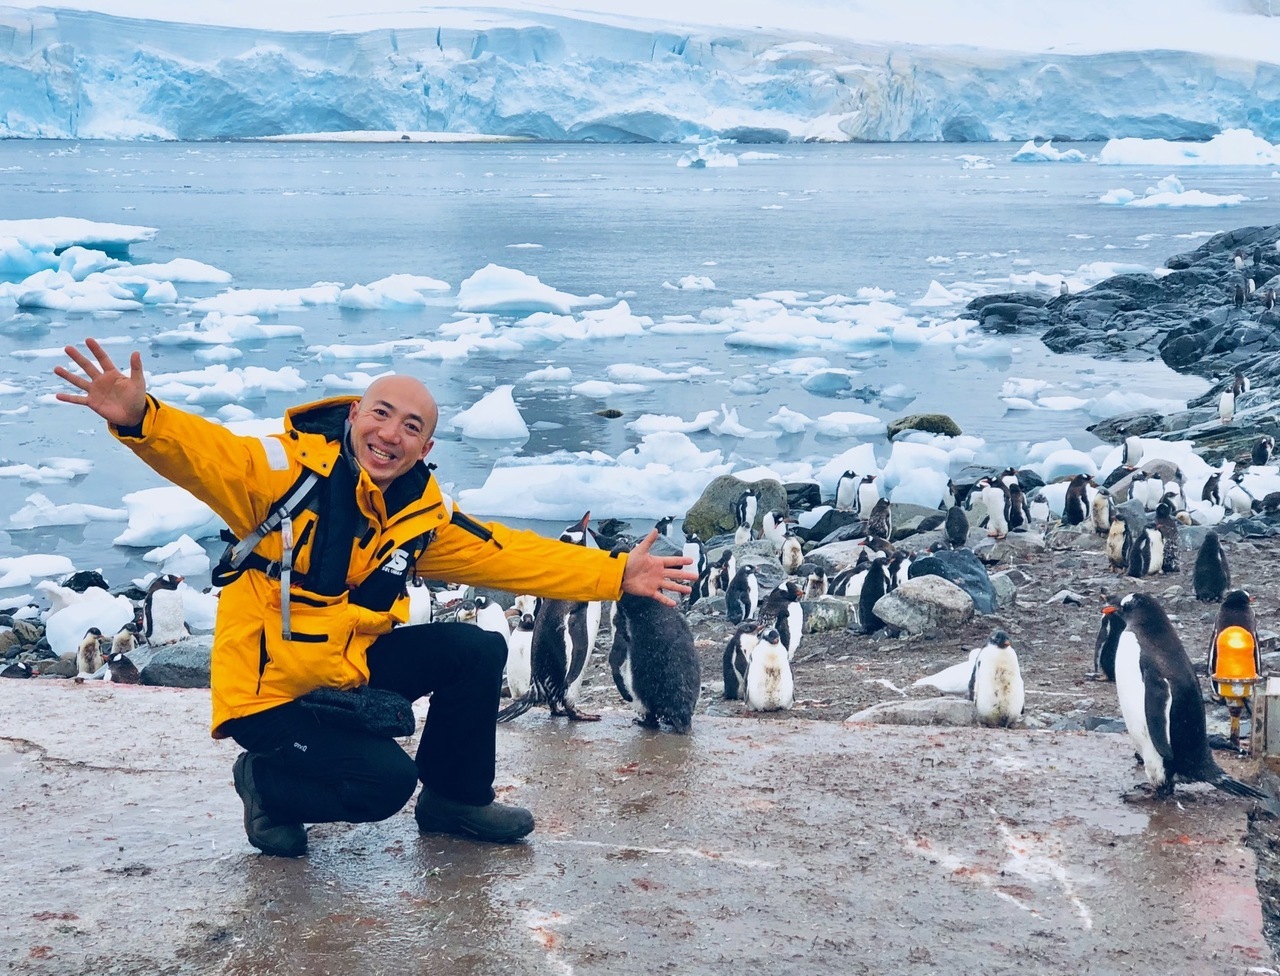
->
<box><xmin>347</xmin><ymin>375</ymin><xmax>438</xmax><ymax>492</ymax></box>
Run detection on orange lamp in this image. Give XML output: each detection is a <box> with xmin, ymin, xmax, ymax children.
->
<box><xmin>1213</xmin><ymin>625</ymin><xmax>1260</xmax><ymax>699</ymax></box>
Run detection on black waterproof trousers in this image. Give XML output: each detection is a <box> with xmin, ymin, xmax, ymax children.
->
<box><xmin>222</xmin><ymin>622</ymin><xmax>507</xmax><ymax>825</ymax></box>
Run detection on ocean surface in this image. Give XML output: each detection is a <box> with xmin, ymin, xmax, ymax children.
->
<box><xmin>0</xmin><ymin>139</ymin><xmax>1274</xmax><ymax>589</ymax></box>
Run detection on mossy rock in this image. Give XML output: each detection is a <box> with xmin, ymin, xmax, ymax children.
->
<box><xmin>682</xmin><ymin>475</ymin><xmax>788</xmax><ymax>540</ymax></box>
<box><xmin>887</xmin><ymin>413</ymin><xmax>962</xmax><ymax>439</ymax></box>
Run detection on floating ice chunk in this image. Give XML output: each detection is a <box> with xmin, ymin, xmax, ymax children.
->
<box><xmin>450</xmin><ymin>386</ymin><xmax>529</xmax><ymax>441</ymax></box>
<box><xmin>1011</xmin><ymin>139</ymin><xmax>1088</xmax><ymax>163</ymax></box>
<box><xmin>189</xmin><ymin>283</ymin><xmax>342</xmax><ymax>316</ymax></box>
<box><xmin>195</xmin><ymin>344</ymin><xmax>244</xmax><ymax>363</ymax></box>
<box><xmin>1099</xmin><ymin>129</ymin><xmax>1280</xmax><ymax>166</ymax></box>
<box><xmin>113</xmin><ymin>486</ymin><xmax>225</xmax><ymax>547</ymax></box>
<box><xmin>802</xmin><ymin>368</ymin><xmax>860</xmax><ymax>397</ymax></box>
<box><xmin>457</xmin><ymin>264</ymin><xmax>596</xmax><ymax>314</ymax></box>
<box><xmin>889</xmin><ymin>467</ymin><xmax>952</xmax><ymax>508</ymax></box>
<box><xmin>1089</xmin><ymin>390</ymin><xmax>1186</xmax><ymax>418</ymax></box>
<box><xmin>649</xmin><ymin>317</ymin><xmax>734</xmax><ymax>335</ymax></box>
<box><xmin>1002</xmin><ymin>378</ymin><xmax>1050</xmax><ymax>399</ymax></box>
<box><xmin>572</xmin><ymin>380</ymin><xmax>647</xmax><ymax>398</ymax></box>
<box><xmin>607</xmin><ymin>363</ymin><xmax>689</xmax><ymax>383</ymax></box>
<box><xmin>216</xmin><ymin>404</ymin><xmax>256</xmax><ymax>423</ymax></box>
<box><xmin>143</xmin><ymin>534</ymin><xmax>211</xmax><ymax>578</ymax></box>
<box><xmin>321</xmin><ymin>370</ymin><xmax>392</xmax><ymax>391</ymax></box>
<box><xmin>0</xmin><ymin>456</ymin><xmax>92</xmax><ymax>485</ymax></box>
<box><xmin>813</xmin><ymin>412</ymin><xmax>885</xmax><ymax>438</ymax></box>
<box><xmin>708</xmin><ymin>404</ymin><xmax>754</xmax><ymax>437</ymax></box>
<box><xmin>57</xmin><ymin>246</ymin><xmax>120</xmax><ymax>280</ymax></box>
<box><xmin>767</xmin><ymin>406</ymin><xmax>813</xmax><ymax>434</ymax></box>
<box><xmin>662</xmin><ymin>275</ymin><xmax>716</xmax><ymax>291</ymax></box>
<box><xmin>882</xmin><ymin>440</ymin><xmax>950</xmax><ymax>487</ymax></box>
<box><xmin>770</xmin><ymin>357</ymin><xmax>830</xmax><ymax>375</ymax></box>
<box><xmin>1033</xmin><ymin>449</ymin><xmax>1099</xmax><ymax>482</ymax></box>
<box><xmin>618</xmin><ymin>431</ymin><xmax>724</xmax><ymax>471</ymax></box>
<box><xmin>154</xmin><ymin>310</ymin><xmax>305</xmax><ymax>346</ymax></box>
<box><xmin>102</xmin><ymin>258</ymin><xmax>232</xmax><ymax>283</ymax></box>
<box><xmin>16</xmin><ymin>269</ymin><xmax>143</xmax><ymax>312</ymax></box>
<box><xmin>524</xmin><ymin>365</ymin><xmax>572</xmax><ymax>382</ymax></box>
<box><xmin>1036</xmin><ymin>396</ymin><xmax>1091</xmax><ymax>411</ymax></box>
<box><xmin>909</xmin><ymin>281</ymin><xmax>965</xmax><ymax>308</ymax></box>
<box><xmin>957</xmin><ymin>154</ymin><xmax>993</xmax><ymax>170</ymax></box>
<box><xmin>677</xmin><ymin>141</ymin><xmax>738</xmax><ymax>168</ymax></box>
<box><xmin>338</xmin><ymin>273</ymin><xmax>450</xmax><ymax>310</ymax></box>
<box><xmin>0</xmin><ymin>217</ymin><xmax>157</xmax><ymax>255</ymax></box>
<box><xmin>1099</xmin><ymin>173</ymin><xmax>1247</xmax><ymax>208</ymax></box>
<box><xmin>150</xmin><ymin>364</ymin><xmax>308</xmax><ymax>405</ymax></box>
<box><xmin>626</xmin><ymin>411</ymin><xmax>718</xmax><ymax>434</ymax></box>
<box><xmin>0</xmin><ymin>553</ymin><xmax>76</xmax><ymax>589</ymax></box>
<box><xmin>856</xmin><ymin>286</ymin><xmax>895</xmax><ymax>301</ymax></box>
<box><xmin>10</xmin><ymin>492</ymin><xmax>126</xmax><ymax>529</ymax></box>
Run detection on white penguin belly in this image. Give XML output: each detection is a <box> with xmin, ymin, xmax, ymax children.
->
<box><xmin>974</xmin><ymin>649</ymin><xmax>1024</xmax><ymax>727</ymax></box>
<box><xmin>746</xmin><ymin>646</ymin><xmax>793</xmax><ymax>711</ymax></box>
<box><xmin>784</xmin><ymin>604</ymin><xmax>803</xmax><ymax>660</ymax></box>
<box><xmin>506</xmin><ymin>631</ymin><xmax>533</xmax><ymax>699</ymax></box>
<box><xmin>1114</xmin><ymin>633</ymin><xmax>1167</xmax><ymax>788</ymax></box>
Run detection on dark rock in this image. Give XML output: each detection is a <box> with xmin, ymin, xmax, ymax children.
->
<box><xmin>785</xmin><ymin>482</ymin><xmax>823</xmax><ymax>511</ymax></box>
<box><xmin>908</xmin><ymin>549</ymin><xmax>998</xmax><ymax>614</ymax></box>
<box><xmin>140</xmin><ymin>637</ymin><xmax>213</xmax><ymax>689</ymax></box>
<box><xmin>60</xmin><ymin>570</ymin><xmax>110</xmax><ymax>592</ymax></box>
<box><xmin>682</xmin><ymin>474</ymin><xmax>788</xmax><ymax>540</ymax></box>
<box><xmin>800</xmin><ymin>509</ymin><xmax>864</xmax><ymax>544</ymax></box>
<box><xmin>886</xmin><ymin>413</ymin><xmax>962</xmax><ymax>438</ymax></box>
<box><xmin>1086</xmin><ymin>411</ymin><xmax>1167</xmax><ymax>442</ymax></box>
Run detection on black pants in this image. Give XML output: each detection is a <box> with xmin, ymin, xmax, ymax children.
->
<box><xmin>222</xmin><ymin>622</ymin><xmax>507</xmax><ymax>825</ymax></box>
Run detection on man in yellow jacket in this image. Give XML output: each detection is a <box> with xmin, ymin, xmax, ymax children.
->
<box><xmin>55</xmin><ymin>338</ymin><xmax>695</xmax><ymax>858</ymax></box>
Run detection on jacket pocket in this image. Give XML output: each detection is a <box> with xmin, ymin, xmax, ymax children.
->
<box><xmin>256</xmin><ymin>587</ymin><xmax>359</xmax><ymax>700</ymax></box>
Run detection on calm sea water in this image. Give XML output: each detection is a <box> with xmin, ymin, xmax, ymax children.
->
<box><xmin>0</xmin><ymin>139</ymin><xmax>1273</xmax><ymax>586</ymax></box>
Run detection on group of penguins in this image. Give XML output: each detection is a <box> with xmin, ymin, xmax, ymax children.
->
<box><xmin>1</xmin><ymin>573</ymin><xmax>189</xmax><ymax>683</ymax></box>
<box><xmin>1230</xmin><ymin>245</ymin><xmax>1278</xmax><ymax>313</ymax></box>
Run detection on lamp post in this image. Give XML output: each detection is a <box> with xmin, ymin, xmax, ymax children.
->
<box><xmin>1212</xmin><ymin>625</ymin><xmax>1261</xmax><ymax>752</ymax></box>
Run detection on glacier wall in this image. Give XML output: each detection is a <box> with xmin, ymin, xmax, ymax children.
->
<box><xmin>0</xmin><ymin>6</ymin><xmax>1277</xmax><ymax>142</ymax></box>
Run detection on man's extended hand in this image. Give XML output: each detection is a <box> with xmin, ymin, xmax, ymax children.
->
<box><xmin>621</xmin><ymin>529</ymin><xmax>699</xmax><ymax>608</ymax></box>
<box><xmin>53</xmin><ymin>338</ymin><xmax>148</xmax><ymax>428</ymax></box>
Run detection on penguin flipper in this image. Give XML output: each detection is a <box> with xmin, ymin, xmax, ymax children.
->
<box><xmin>1210</xmin><ymin>772</ymin><xmax>1268</xmax><ymax>800</ymax></box>
<box><xmin>967</xmin><ymin>656</ymin><xmax>979</xmax><ymax>702</ymax></box>
<box><xmin>1141</xmin><ymin>671</ymin><xmax>1176</xmax><ymax>766</ymax></box>
<box><xmin>611</xmin><ymin>663</ymin><xmax>634</xmax><ymax>702</ymax></box>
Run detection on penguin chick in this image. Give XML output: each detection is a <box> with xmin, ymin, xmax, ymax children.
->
<box><xmin>759</xmin><ymin>580</ymin><xmax>804</xmax><ymax>661</ymax></box>
<box><xmin>722</xmin><ymin>623</ymin><xmax>761</xmax><ymax>701</ymax></box>
<box><xmin>611</xmin><ymin>592</ymin><xmax>700</xmax><ymax>733</ymax></box>
<box><xmin>944</xmin><ymin>505</ymin><xmax>969</xmax><ymax>548</ymax></box>
<box><xmin>1090</xmin><ymin>488</ymin><xmax>1113</xmax><ymax>536</ymax></box>
<box><xmin>744</xmin><ymin>628</ymin><xmax>793</xmax><ymax>712</ymax></box>
<box><xmin>506</xmin><ymin>612</ymin><xmax>536</xmax><ymax>700</ymax></box>
<box><xmin>1105</xmin><ymin>514</ymin><xmax>1131</xmax><ymax>571</ymax></box>
<box><xmin>866</xmin><ymin>497</ymin><xmax>893</xmax><ymax>542</ymax></box>
<box><xmin>111</xmin><ymin>621</ymin><xmax>140</xmax><ymax>657</ymax></box>
<box><xmin>779</xmin><ymin>529</ymin><xmax>805</xmax><ymax>575</ymax></box>
<box><xmin>725</xmin><ymin>565</ymin><xmax>759</xmax><ymax>625</ymax></box>
<box><xmin>76</xmin><ymin>627</ymin><xmax>106</xmax><ymax>676</ymax></box>
<box><xmin>1192</xmin><ymin>532</ymin><xmax>1231</xmax><ymax>602</ymax></box>
<box><xmin>1152</xmin><ymin>501</ymin><xmax>1180</xmax><ymax>573</ymax></box>
<box><xmin>472</xmin><ymin>595</ymin><xmax>510</xmax><ymax>637</ymax></box>
<box><xmin>803</xmin><ymin>565</ymin><xmax>828</xmax><ymax>600</ymax></box>
<box><xmin>1113</xmin><ymin>593</ymin><xmax>1265</xmax><ymax>800</ymax></box>
<box><xmin>967</xmin><ymin>630</ymin><xmax>1024</xmax><ymax>728</ymax></box>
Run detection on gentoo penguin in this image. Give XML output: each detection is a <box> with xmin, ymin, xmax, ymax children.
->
<box><xmin>979</xmin><ymin>478</ymin><xmax>1009</xmax><ymax>538</ymax></box>
<box><xmin>967</xmin><ymin>630</ymin><xmax>1024</xmax><ymax>728</ymax></box>
<box><xmin>1252</xmin><ymin>435</ymin><xmax>1275</xmax><ymax>466</ymax></box>
<box><xmin>1006</xmin><ymin>481</ymin><xmax>1031</xmax><ymax>533</ymax></box>
<box><xmin>1062</xmin><ymin>474</ymin><xmax>1091</xmax><ymax>526</ymax></box>
<box><xmin>609</xmin><ymin>592</ymin><xmax>700</xmax><ymax>733</ymax></box>
<box><xmin>1207</xmin><ymin>590</ymin><xmax>1260</xmax><ymax>697</ymax></box>
<box><xmin>1232</xmin><ymin>367</ymin><xmax>1248</xmax><ymax>397</ymax></box>
<box><xmin>1122</xmin><ymin>435</ymin><xmax>1144</xmax><ymax>467</ymax></box>
<box><xmin>734</xmin><ymin>522</ymin><xmax>753</xmax><ymax>545</ymax></box>
<box><xmin>744</xmin><ymin>627</ymin><xmax>793</xmax><ymax>712</ymax></box>
<box><xmin>1254</xmin><ymin>245</ymin><xmax>1264</xmax><ymax>266</ymax></box>
<box><xmin>682</xmin><ymin>532</ymin><xmax>707</xmax><ymax>604</ymax></box>
<box><xmin>111</xmin><ymin>621</ymin><xmax>140</xmax><ymax>658</ymax></box>
<box><xmin>857</xmin><ymin>558</ymin><xmax>891</xmax><ymax>635</ymax></box>
<box><xmin>1266</xmin><ymin>289</ymin><xmax>1277</xmax><ymax>311</ymax></box>
<box><xmin>779</xmin><ymin>528</ymin><xmax>805</xmax><ymax>575</ymax></box>
<box><xmin>944</xmin><ymin>504</ymin><xmax>969</xmax><ymax>548</ymax></box>
<box><xmin>866</xmin><ymin>497</ymin><xmax>893</xmax><ymax>542</ymax></box>
<box><xmin>497</xmin><ymin>511</ymin><xmax>604</xmax><ymax>723</ymax></box>
<box><xmin>405</xmin><ymin>576</ymin><xmax>434</xmax><ymax>626</ymax></box>
<box><xmin>1089</xmin><ymin>487</ymin><xmax>1113</xmax><ymax>536</ymax></box>
<box><xmin>1105</xmin><ymin>514</ymin><xmax>1131</xmax><ymax>571</ymax></box>
<box><xmin>828</xmin><ymin>550</ymin><xmax>870</xmax><ymax>598</ymax></box>
<box><xmin>734</xmin><ymin>489</ymin><xmax>759</xmax><ymax>536</ymax></box>
<box><xmin>999</xmin><ymin>466</ymin><xmax>1020</xmax><ymax>488</ymax></box>
<box><xmin>1060</xmin><ymin>278</ymin><xmax>1069</xmax><ymax>297</ymax></box>
<box><xmin>76</xmin><ymin>627</ymin><xmax>106</xmax><ymax>676</ymax></box>
<box><xmin>506</xmin><ymin>612</ymin><xmax>536</xmax><ymax>700</ymax></box>
<box><xmin>759</xmin><ymin>580</ymin><xmax>804</xmax><ymax>661</ymax></box>
<box><xmin>1227</xmin><ymin>471</ymin><xmax>1260</xmax><ymax>515</ymax></box>
<box><xmin>1028</xmin><ymin>493</ymin><xmax>1051</xmax><ymax>528</ymax></box>
<box><xmin>856</xmin><ymin>475</ymin><xmax>880</xmax><ymax>520</ymax></box>
<box><xmin>454</xmin><ymin>599</ymin><xmax>479</xmax><ymax>625</ymax></box>
<box><xmin>1126</xmin><ymin>525</ymin><xmax>1164</xmax><ymax>578</ymax></box>
<box><xmin>1234</xmin><ymin>249</ymin><xmax>1245</xmax><ymax>270</ymax></box>
<box><xmin>1112</xmin><ymin>593</ymin><xmax>1265</xmax><ymax>799</ymax></box>
<box><xmin>886</xmin><ymin>550</ymin><xmax>912</xmax><ymax>591</ymax></box>
<box><xmin>722</xmin><ymin>623</ymin><xmax>761</xmax><ymax>701</ymax></box>
<box><xmin>1152</xmin><ymin>500</ymin><xmax>1180</xmax><ymax>573</ymax></box>
<box><xmin>1092</xmin><ymin>596</ymin><xmax>1124</xmax><ymax>682</ymax></box>
<box><xmin>1233</xmin><ymin>282</ymin><xmax>1246</xmax><ymax>308</ymax></box>
<box><xmin>725</xmin><ymin>564</ymin><xmax>760</xmax><ymax>625</ymax></box>
<box><xmin>803</xmin><ymin>565</ymin><xmax>828</xmax><ymax>600</ymax></box>
<box><xmin>1193</xmin><ymin>533</ymin><xmax>1231</xmax><ymax>603</ymax></box>
<box><xmin>712</xmin><ymin>550</ymin><xmax>737</xmax><ymax>596</ymax></box>
<box><xmin>0</xmin><ymin>660</ymin><xmax>34</xmax><ymax>679</ymax></box>
<box><xmin>835</xmin><ymin>470</ymin><xmax>860</xmax><ymax>511</ymax></box>
<box><xmin>472</xmin><ymin>595</ymin><xmax>510</xmax><ymax>637</ymax></box>
<box><xmin>653</xmin><ymin>515</ymin><xmax>678</xmax><ymax>543</ymax></box>
<box><xmin>1127</xmin><ymin>471</ymin><xmax>1155</xmax><ymax>511</ymax></box>
<box><xmin>1202</xmin><ymin>473</ymin><xmax>1222</xmax><ymax>506</ymax></box>
<box><xmin>1219</xmin><ymin>387</ymin><xmax>1235</xmax><ymax>424</ymax></box>
<box><xmin>142</xmin><ymin>574</ymin><xmax>188</xmax><ymax>646</ymax></box>
<box><xmin>105</xmin><ymin>650</ymin><xmax>141</xmax><ymax>684</ymax></box>
<box><xmin>761</xmin><ymin>510</ymin><xmax>790</xmax><ymax>552</ymax></box>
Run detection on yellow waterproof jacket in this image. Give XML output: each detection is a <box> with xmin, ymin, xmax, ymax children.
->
<box><xmin>112</xmin><ymin>395</ymin><xmax>628</xmax><ymax>736</ymax></box>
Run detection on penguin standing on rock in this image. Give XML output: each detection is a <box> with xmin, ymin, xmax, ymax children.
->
<box><xmin>804</xmin><ymin>565</ymin><xmax>828</xmax><ymax>600</ymax></box>
<box><xmin>744</xmin><ymin>628</ymin><xmax>793</xmax><ymax>712</ymax></box>
<box><xmin>1111</xmin><ymin>593</ymin><xmax>1266</xmax><ymax>800</ymax></box>
<box><xmin>1092</xmin><ymin>595</ymin><xmax>1124</xmax><ymax>682</ymax></box>
<box><xmin>1126</xmin><ymin>524</ymin><xmax>1164</xmax><ymax>578</ymax></box>
<box><xmin>609</xmin><ymin>592</ymin><xmax>700</xmax><ymax>733</ymax></box>
<box><xmin>1062</xmin><ymin>474</ymin><xmax>1091</xmax><ymax>526</ymax></box>
<box><xmin>111</xmin><ymin>621</ymin><xmax>140</xmax><ymax>657</ymax></box>
<box><xmin>142</xmin><ymin>574</ymin><xmax>189</xmax><ymax>646</ymax></box>
<box><xmin>1252</xmin><ymin>435</ymin><xmax>1275</xmax><ymax>466</ymax></box>
<box><xmin>944</xmin><ymin>504</ymin><xmax>969</xmax><ymax>548</ymax></box>
<box><xmin>1122</xmin><ymin>436</ymin><xmax>1144</xmax><ymax>468</ymax></box>
<box><xmin>856</xmin><ymin>475</ymin><xmax>880</xmax><ymax>520</ymax></box>
<box><xmin>1202</xmin><ymin>473</ymin><xmax>1222</xmax><ymax>506</ymax></box>
<box><xmin>867</xmin><ymin>497</ymin><xmax>893</xmax><ymax>541</ymax></box>
<box><xmin>1090</xmin><ymin>487</ymin><xmax>1113</xmax><ymax>535</ymax></box>
<box><xmin>1006</xmin><ymin>481</ymin><xmax>1031</xmax><ymax>533</ymax></box>
<box><xmin>967</xmin><ymin>630</ymin><xmax>1024</xmax><ymax>728</ymax></box>
<box><xmin>722</xmin><ymin>623</ymin><xmax>761</xmax><ymax>701</ymax></box>
<box><xmin>497</xmin><ymin>512</ymin><xmax>604</xmax><ymax>723</ymax></box>
<box><xmin>76</xmin><ymin>627</ymin><xmax>107</xmax><ymax>676</ymax></box>
<box><xmin>472</xmin><ymin>595</ymin><xmax>510</xmax><ymax>638</ymax></box>
<box><xmin>725</xmin><ymin>564</ymin><xmax>759</xmax><ymax>625</ymax></box>
<box><xmin>1193</xmin><ymin>532</ymin><xmax>1232</xmax><ymax>602</ymax></box>
<box><xmin>682</xmin><ymin>533</ymin><xmax>707</xmax><ymax>605</ymax></box>
<box><xmin>734</xmin><ymin>490</ymin><xmax>759</xmax><ymax>538</ymax></box>
<box><xmin>105</xmin><ymin>650</ymin><xmax>141</xmax><ymax>684</ymax></box>
<box><xmin>712</xmin><ymin>550</ymin><xmax>737</xmax><ymax>597</ymax></box>
<box><xmin>979</xmin><ymin>478</ymin><xmax>1009</xmax><ymax>538</ymax></box>
<box><xmin>779</xmin><ymin>528</ymin><xmax>804</xmax><ymax>575</ymax></box>
<box><xmin>835</xmin><ymin>471</ymin><xmax>859</xmax><ymax>511</ymax></box>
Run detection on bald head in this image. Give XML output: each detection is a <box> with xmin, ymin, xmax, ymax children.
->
<box><xmin>347</xmin><ymin>374</ymin><xmax>438</xmax><ymax>491</ymax></box>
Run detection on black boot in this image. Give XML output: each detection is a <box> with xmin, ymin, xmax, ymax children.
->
<box><xmin>232</xmin><ymin>753</ymin><xmax>308</xmax><ymax>857</ymax></box>
<box><xmin>414</xmin><ymin>788</ymin><xmax>534</xmax><ymax>843</ymax></box>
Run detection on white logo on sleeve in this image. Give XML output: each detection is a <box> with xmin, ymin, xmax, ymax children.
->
<box><xmin>382</xmin><ymin>549</ymin><xmax>410</xmax><ymax>575</ymax></box>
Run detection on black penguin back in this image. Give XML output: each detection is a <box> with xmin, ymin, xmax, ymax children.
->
<box><xmin>1063</xmin><ymin>476</ymin><xmax>1089</xmax><ymax>525</ymax></box>
<box><xmin>944</xmin><ymin>505</ymin><xmax>968</xmax><ymax>547</ymax></box>
<box><xmin>1193</xmin><ymin>532</ymin><xmax>1231</xmax><ymax>601</ymax></box>
<box><xmin>615</xmin><ymin>593</ymin><xmax>700</xmax><ymax>733</ymax></box>
<box><xmin>1093</xmin><ymin>598</ymin><xmax>1124</xmax><ymax>681</ymax></box>
<box><xmin>858</xmin><ymin>561</ymin><xmax>890</xmax><ymax>634</ymax></box>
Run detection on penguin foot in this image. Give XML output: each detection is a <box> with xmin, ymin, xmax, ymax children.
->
<box><xmin>564</xmin><ymin>706</ymin><xmax>601</xmax><ymax>722</ymax></box>
<box><xmin>633</xmin><ymin>714</ymin><xmax>660</xmax><ymax>730</ymax></box>
<box><xmin>1120</xmin><ymin>783</ymin><xmax>1158</xmax><ymax>803</ymax></box>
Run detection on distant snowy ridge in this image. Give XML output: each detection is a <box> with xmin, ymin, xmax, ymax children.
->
<box><xmin>2</xmin><ymin>5</ymin><xmax>1280</xmax><ymax>142</ymax></box>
